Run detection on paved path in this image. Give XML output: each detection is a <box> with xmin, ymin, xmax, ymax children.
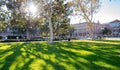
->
<box><xmin>105</xmin><ymin>38</ymin><xmax>120</xmax><ymax>40</ymax></box>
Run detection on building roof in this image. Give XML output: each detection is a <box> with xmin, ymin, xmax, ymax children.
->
<box><xmin>109</xmin><ymin>19</ymin><xmax>120</xmax><ymax>23</ymax></box>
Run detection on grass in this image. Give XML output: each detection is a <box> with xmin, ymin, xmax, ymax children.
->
<box><xmin>0</xmin><ymin>40</ymin><xmax>120</xmax><ymax>70</ymax></box>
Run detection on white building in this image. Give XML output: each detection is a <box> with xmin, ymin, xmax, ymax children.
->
<box><xmin>109</xmin><ymin>19</ymin><xmax>120</xmax><ymax>37</ymax></box>
<box><xmin>71</xmin><ymin>22</ymin><xmax>102</xmax><ymax>39</ymax></box>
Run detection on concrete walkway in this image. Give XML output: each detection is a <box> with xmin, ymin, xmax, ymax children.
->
<box><xmin>104</xmin><ymin>38</ymin><xmax>120</xmax><ymax>40</ymax></box>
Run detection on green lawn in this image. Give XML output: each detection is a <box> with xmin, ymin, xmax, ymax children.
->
<box><xmin>0</xmin><ymin>40</ymin><xmax>120</xmax><ymax>70</ymax></box>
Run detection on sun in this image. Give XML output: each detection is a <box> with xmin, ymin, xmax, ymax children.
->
<box><xmin>28</xmin><ymin>2</ymin><xmax>37</xmax><ymax>16</ymax></box>
<box><xmin>29</xmin><ymin>4</ymin><xmax>37</xmax><ymax>14</ymax></box>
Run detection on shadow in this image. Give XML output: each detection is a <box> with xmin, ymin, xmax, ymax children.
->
<box><xmin>0</xmin><ymin>41</ymin><xmax>120</xmax><ymax>70</ymax></box>
<box><xmin>0</xmin><ymin>43</ymin><xmax>27</xmax><ymax>70</ymax></box>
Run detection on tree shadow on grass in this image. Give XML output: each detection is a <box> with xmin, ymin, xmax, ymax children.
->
<box><xmin>65</xmin><ymin>42</ymin><xmax>120</xmax><ymax>70</ymax></box>
<box><xmin>51</xmin><ymin>42</ymin><xmax>120</xmax><ymax>70</ymax></box>
<box><xmin>0</xmin><ymin>41</ymin><xmax>120</xmax><ymax>70</ymax></box>
<box><xmin>0</xmin><ymin>43</ymin><xmax>28</xmax><ymax>70</ymax></box>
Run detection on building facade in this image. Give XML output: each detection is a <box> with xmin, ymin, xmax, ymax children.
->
<box><xmin>108</xmin><ymin>19</ymin><xmax>120</xmax><ymax>37</ymax></box>
<box><xmin>71</xmin><ymin>22</ymin><xmax>102</xmax><ymax>39</ymax></box>
<box><xmin>0</xmin><ymin>27</ymin><xmax>41</xmax><ymax>40</ymax></box>
<box><xmin>71</xmin><ymin>19</ymin><xmax>120</xmax><ymax>39</ymax></box>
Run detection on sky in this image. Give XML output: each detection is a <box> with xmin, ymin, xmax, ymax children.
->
<box><xmin>70</xmin><ymin>0</ymin><xmax>120</xmax><ymax>24</ymax></box>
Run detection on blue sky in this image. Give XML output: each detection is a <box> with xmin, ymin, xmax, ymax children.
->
<box><xmin>70</xmin><ymin>0</ymin><xmax>120</xmax><ymax>24</ymax></box>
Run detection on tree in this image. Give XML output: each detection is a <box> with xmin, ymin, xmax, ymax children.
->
<box><xmin>101</xmin><ymin>27</ymin><xmax>111</xmax><ymax>36</ymax></box>
<box><xmin>0</xmin><ymin>0</ymin><xmax>12</xmax><ymax>34</ymax></box>
<box><xmin>0</xmin><ymin>12</ymin><xmax>7</xmax><ymax>32</ymax></box>
<box><xmin>40</xmin><ymin>22</ymin><xmax>49</xmax><ymax>37</ymax></box>
<box><xmin>68</xmin><ymin>26</ymin><xmax>75</xmax><ymax>38</ymax></box>
<box><xmin>37</xmin><ymin>0</ymin><xmax>54</xmax><ymax>43</ymax></box>
<box><xmin>51</xmin><ymin>0</ymin><xmax>72</xmax><ymax>39</ymax></box>
<box><xmin>5</xmin><ymin>0</ymin><xmax>43</xmax><ymax>39</ymax></box>
<box><xmin>72</xmin><ymin>0</ymin><xmax>100</xmax><ymax>39</ymax></box>
<box><xmin>0</xmin><ymin>0</ymin><xmax>73</xmax><ymax>42</ymax></box>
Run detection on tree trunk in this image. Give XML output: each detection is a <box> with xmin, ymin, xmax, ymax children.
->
<box><xmin>48</xmin><ymin>17</ymin><xmax>54</xmax><ymax>43</ymax></box>
<box><xmin>26</xmin><ymin>20</ymin><xmax>30</xmax><ymax>40</ymax></box>
<box><xmin>26</xmin><ymin>28</ymin><xmax>30</xmax><ymax>40</ymax></box>
<box><xmin>78</xmin><ymin>0</ymin><xmax>94</xmax><ymax>40</ymax></box>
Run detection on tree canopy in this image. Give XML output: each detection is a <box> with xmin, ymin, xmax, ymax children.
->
<box><xmin>0</xmin><ymin>0</ymin><xmax>101</xmax><ymax>41</ymax></box>
<box><xmin>0</xmin><ymin>0</ymin><xmax>74</xmax><ymax>42</ymax></box>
